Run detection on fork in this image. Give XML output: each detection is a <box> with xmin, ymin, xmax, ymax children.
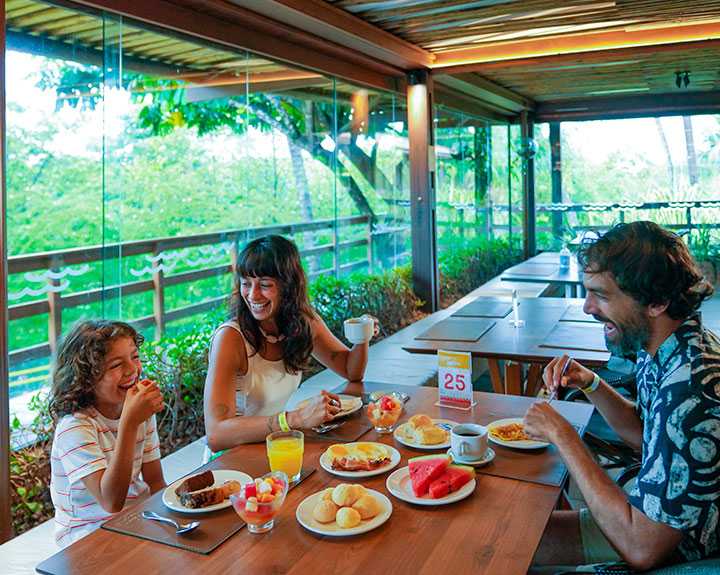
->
<box><xmin>547</xmin><ymin>357</ymin><xmax>572</xmax><ymax>404</ymax></box>
<box><xmin>312</xmin><ymin>421</ymin><xmax>345</xmax><ymax>434</ymax></box>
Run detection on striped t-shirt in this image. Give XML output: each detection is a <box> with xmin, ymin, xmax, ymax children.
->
<box><xmin>50</xmin><ymin>408</ymin><xmax>161</xmax><ymax>547</ymax></box>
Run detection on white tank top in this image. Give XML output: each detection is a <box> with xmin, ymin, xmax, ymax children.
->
<box><xmin>211</xmin><ymin>320</ymin><xmax>302</xmax><ymax>418</ymax></box>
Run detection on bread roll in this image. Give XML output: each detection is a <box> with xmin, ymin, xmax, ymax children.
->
<box><xmin>313</xmin><ymin>500</ymin><xmax>338</xmax><ymax>523</ymax></box>
<box><xmin>321</xmin><ymin>487</ymin><xmax>335</xmax><ymax>502</ymax></box>
<box><xmin>417</xmin><ymin>425</ymin><xmax>448</xmax><ymax>445</ymax></box>
<box><xmin>408</xmin><ymin>414</ymin><xmax>433</xmax><ymax>430</ymax></box>
<box><xmin>332</xmin><ymin>483</ymin><xmax>361</xmax><ymax>507</ymax></box>
<box><xmin>336</xmin><ymin>507</ymin><xmax>361</xmax><ymax>529</ymax></box>
<box><xmin>351</xmin><ymin>494</ymin><xmax>381</xmax><ymax>520</ymax></box>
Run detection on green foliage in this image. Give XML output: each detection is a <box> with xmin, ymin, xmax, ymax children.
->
<box><xmin>309</xmin><ymin>266</ymin><xmax>420</xmax><ymax>339</ymax></box>
<box><xmin>439</xmin><ymin>236</ymin><xmax>523</xmax><ymax>306</ymax></box>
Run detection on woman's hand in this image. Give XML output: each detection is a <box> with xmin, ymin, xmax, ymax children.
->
<box><xmin>361</xmin><ymin>313</ymin><xmax>381</xmax><ymax>340</ymax></box>
<box><xmin>543</xmin><ymin>354</ymin><xmax>595</xmax><ymax>398</ymax></box>
<box><xmin>523</xmin><ymin>402</ymin><xmax>575</xmax><ymax>444</ymax></box>
<box><xmin>290</xmin><ymin>390</ymin><xmax>342</xmax><ymax>429</ymax></box>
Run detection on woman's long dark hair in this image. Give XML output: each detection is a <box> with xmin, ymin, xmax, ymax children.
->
<box><xmin>231</xmin><ymin>235</ymin><xmax>314</xmax><ymax>374</ymax></box>
<box><xmin>49</xmin><ymin>320</ymin><xmax>144</xmax><ymax>421</ymax></box>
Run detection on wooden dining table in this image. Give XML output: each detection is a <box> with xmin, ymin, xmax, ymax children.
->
<box><xmin>501</xmin><ymin>252</ymin><xmax>585</xmax><ymax>297</ymax></box>
<box><xmin>36</xmin><ymin>382</ymin><xmax>594</xmax><ymax>575</ymax></box>
<box><xmin>403</xmin><ymin>297</ymin><xmax>610</xmax><ymax>396</ymax></box>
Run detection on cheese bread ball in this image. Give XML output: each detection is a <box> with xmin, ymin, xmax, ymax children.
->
<box><xmin>336</xmin><ymin>507</ymin><xmax>362</xmax><ymax>529</ymax></box>
<box><xmin>312</xmin><ymin>500</ymin><xmax>338</xmax><ymax>524</ymax></box>
<box><xmin>351</xmin><ymin>494</ymin><xmax>381</xmax><ymax>520</ymax></box>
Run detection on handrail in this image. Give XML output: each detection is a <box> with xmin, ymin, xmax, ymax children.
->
<box><xmin>7</xmin><ymin>214</ymin><xmax>414</xmax><ymax>366</ymax></box>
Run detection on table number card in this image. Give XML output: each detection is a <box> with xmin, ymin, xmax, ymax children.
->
<box><xmin>436</xmin><ymin>350</ymin><xmax>476</xmax><ymax>410</ymax></box>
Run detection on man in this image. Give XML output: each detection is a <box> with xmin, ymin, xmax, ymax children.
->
<box><xmin>525</xmin><ymin>221</ymin><xmax>719</xmax><ymax>571</ymax></box>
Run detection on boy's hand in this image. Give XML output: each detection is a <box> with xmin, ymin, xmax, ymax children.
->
<box><xmin>121</xmin><ymin>379</ymin><xmax>164</xmax><ymax>427</ymax></box>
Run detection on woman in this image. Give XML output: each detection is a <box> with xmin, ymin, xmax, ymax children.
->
<box><xmin>204</xmin><ymin>235</ymin><xmax>376</xmax><ymax>455</ymax></box>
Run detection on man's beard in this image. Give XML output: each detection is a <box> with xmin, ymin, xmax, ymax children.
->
<box><xmin>595</xmin><ymin>307</ymin><xmax>650</xmax><ymax>357</ymax></box>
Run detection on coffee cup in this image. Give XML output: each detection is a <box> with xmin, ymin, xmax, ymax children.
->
<box><xmin>343</xmin><ymin>316</ymin><xmax>373</xmax><ymax>344</ymax></box>
<box><xmin>451</xmin><ymin>423</ymin><xmax>488</xmax><ymax>462</ymax></box>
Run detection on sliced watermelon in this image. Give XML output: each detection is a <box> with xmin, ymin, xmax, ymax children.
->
<box><xmin>427</xmin><ymin>465</ymin><xmax>475</xmax><ymax>499</ymax></box>
<box><xmin>446</xmin><ymin>464</ymin><xmax>475</xmax><ymax>492</ymax></box>
<box><xmin>428</xmin><ymin>474</ymin><xmax>450</xmax><ymax>499</ymax></box>
<box><xmin>408</xmin><ymin>454</ymin><xmax>450</xmax><ymax>497</ymax></box>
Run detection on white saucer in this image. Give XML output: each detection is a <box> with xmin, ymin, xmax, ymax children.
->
<box><xmin>446</xmin><ymin>447</ymin><xmax>495</xmax><ymax>467</ymax></box>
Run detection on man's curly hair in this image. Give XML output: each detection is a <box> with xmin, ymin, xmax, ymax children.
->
<box><xmin>49</xmin><ymin>320</ymin><xmax>144</xmax><ymax>421</ymax></box>
<box><xmin>578</xmin><ymin>221</ymin><xmax>714</xmax><ymax>319</ymax></box>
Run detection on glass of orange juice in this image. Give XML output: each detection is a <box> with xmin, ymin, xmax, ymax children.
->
<box><xmin>266</xmin><ymin>430</ymin><xmax>304</xmax><ymax>483</ymax></box>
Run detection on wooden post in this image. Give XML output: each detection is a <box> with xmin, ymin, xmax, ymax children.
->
<box><xmin>47</xmin><ymin>268</ymin><xmax>63</xmax><ymax>355</ymax></box>
<box><xmin>408</xmin><ymin>70</ymin><xmax>439</xmax><ymax>312</ymax></box>
<box><xmin>152</xmin><ymin>245</ymin><xmax>165</xmax><ymax>341</ymax></box>
<box><xmin>505</xmin><ymin>361</ymin><xmax>523</xmax><ymax>396</ymax></box>
<box><xmin>0</xmin><ymin>0</ymin><xmax>12</xmax><ymax>544</ymax></box>
<box><xmin>521</xmin><ymin>111</ymin><xmax>536</xmax><ymax>259</ymax></box>
<box><xmin>550</xmin><ymin>122</ymin><xmax>563</xmax><ymax>242</ymax></box>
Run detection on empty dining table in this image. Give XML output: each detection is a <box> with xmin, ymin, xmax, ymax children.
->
<box><xmin>403</xmin><ymin>297</ymin><xmax>609</xmax><ymax>396</ymax></box>
<box><xmin>501</xmin><ymin>252</ymin><xmax>585</xmax><ymax>297</ymax></box>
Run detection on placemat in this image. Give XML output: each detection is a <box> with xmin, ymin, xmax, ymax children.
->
<box><xmin>451</xmin><ymin>299</ymin><xmax>512</xmax><ymax>318</ymax></box>
<box><xmin>560</xmin><ymin>304</ymin><xmax>598</xmax><ymax>323</ymax></box>
<box><xmin>303</xmin><ymin>415</ymin><xmax>373</xmax><ymax>442</ymax></box>
<box><xmin>539</xmin><ymin>322</ymin><xmax>607</xmax><ymax>352</ymax></box>
<box><xmin>415</xmin><ymin>318</ymin><xmax>496</xmax><ymax>342</ymax></box>
<box><xmin>503</xmin><ymin>264</ymin><xmax>558</xmax><ymax>278</ymax></box>
<box><xmin>102</xmin><ymin>467</ymin><xmax>315</xmax><ymax>554</ymax></box>
<box><xmin>472</xmin><ymin>416</ymin><xmax>588</xmax><ymax>487</ymax></box>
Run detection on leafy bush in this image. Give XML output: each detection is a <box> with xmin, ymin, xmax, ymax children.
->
<box><xmin>439</xmin><ymin>236</ymin><xmax>522</xmax><ymax>306</ymax></box>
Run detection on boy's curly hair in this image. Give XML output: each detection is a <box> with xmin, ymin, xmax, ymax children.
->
<box><xmin>49</xmin><ymin>320</ymin><xmax>144</xmax><ymax>421</ymax></box>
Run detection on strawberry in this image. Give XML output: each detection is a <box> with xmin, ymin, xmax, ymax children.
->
<box><xmin>380</xmin><ymin>396</ymin><xmax>394</xmax><ymax>411</ymax></box>
<box><xmin>244</xmin><ymin>482</ymin><xmax>257</xmax><ymax>499</ymax></box>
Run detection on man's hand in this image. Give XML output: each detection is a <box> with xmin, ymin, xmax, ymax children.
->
<box><xmin>543</xmin><ymin>354</ymin><xmax>596</xmax><ymax>398</ymax></box>
<box><xmin>523</xmin><ymin>401</ymin><xmax>576</xmax><ymax>444</ymax></box>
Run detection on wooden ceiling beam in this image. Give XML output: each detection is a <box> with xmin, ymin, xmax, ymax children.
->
<box><xmin>68</xmin><ymin>0</ymin><xmax>405</xmax><ymax>93</ymax></box>
<box><xmin>535</xmin><ymin>90</ymin><xmax>720</xmax><ymax>122</ymax></box>
<box><xmin>433</xmin><ymin>72</ymin><xmax>534</xmax><ymax>114</ymax></box>
<box><xmin>225</xmin><ymin>0</ymin><xmax>435</xmax><ymax>69</ymax></box>
<box><xmin>434</xmin><ymin>84</ymin><xmax>515</xmax><ymax>123</ymax></box>
<box><xmin>436</xmin><ymin>38</ymin><xmax>720</xmax><ymax>75</ymax></box>
<box><xmin>431</xmin><ymin>21</ymin><xmax>720</xmax><ymax>68</ymax></box>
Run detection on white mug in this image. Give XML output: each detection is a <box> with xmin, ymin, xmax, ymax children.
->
<box><xmin>343</xmin><ymin>316</ymin><xmax>374</xmax><ymax>344</ymax></box>
<box><xmin>451</xmin><ymin>423</ymin><xmax>488</xmax><ymax>462</ymax></box>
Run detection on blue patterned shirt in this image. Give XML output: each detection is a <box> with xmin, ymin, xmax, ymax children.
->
<box><xmin>628</xmin><ymin>312</ymin><xmax>720</xmax><ymax>561</ymax></box>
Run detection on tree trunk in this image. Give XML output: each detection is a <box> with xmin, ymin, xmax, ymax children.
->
<box><xmin>288</xmin><ymin>138</ymin><xmax>317</xmax><ymax>271</ymax></box>
<box><xmin>683</xmin><ymin>116</ymin><xmax>699</xmax><ymax>186</ymax></box>
<box><xmin>655</xmin><ymin>118</ymin><xmax>675</xmax><ymax>194</ymax></box>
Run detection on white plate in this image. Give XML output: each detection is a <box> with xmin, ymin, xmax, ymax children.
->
<box><xmin>296</xmin><ymin>488</ymin><xmax>392</xmax><ymax>536</ymax></box>
<box><xmin>385</xmin><ymin>466</ymin><xmax>476</xmax><ymax>506</ymax></box>
<box><xmin>393</xmin><ymin>419</ymin><xmax>457</xmax><ymax>450</ymax></box>
<box><xmin>320</xmin><ymin>443</ymin><xmax>401</xmax><ymax>478</ymax></box>
<box><xmin>447</xmin><ymin>447</ymin><xmax>496</xmax><ymax>467</ymax></box>
<box><xmin>487</xmin><ymin>418</ymin><xmax>550</xmax><ymax>450</ymax></box>
<box><xmin>162</xmin><ymin>469</ymin><xmax>252</xmax><ymax>513</ymax></box>
<box><xmin>333</xmin><ymin>394</ymin><xmax>363</xmax><ymax>419</ymax></box>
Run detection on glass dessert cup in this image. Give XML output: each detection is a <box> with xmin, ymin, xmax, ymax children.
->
<box><xmin>230</xmin><ymin>471</ymin><xmax>288</xmax><ymax>533</ymax></box>
<box><xmin>367</xmin><ymin>395</ymin><xmax>403</xmax><ymax>434</ymax></box>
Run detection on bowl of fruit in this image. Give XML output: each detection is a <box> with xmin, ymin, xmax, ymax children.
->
<box><xmin>367</xmin><ymin>394</ymin><xmax>403</xmax><ymax>434</ymax></box>
<box><xmin>230</xmin><ymin>471</ymin><xmax>288</xmax><ymax>533</ymax></box>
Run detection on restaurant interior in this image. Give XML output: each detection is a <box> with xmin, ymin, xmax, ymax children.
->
<box><xmin>2</xmin><ymin>1</ymin><xmax>720</xmax><ymax>573</ymax></box>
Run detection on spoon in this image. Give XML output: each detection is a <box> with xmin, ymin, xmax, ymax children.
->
<box><xmin>141</xmin><ymin>511</ymin><xmax>200</xmax><ymax>535</ymax></box>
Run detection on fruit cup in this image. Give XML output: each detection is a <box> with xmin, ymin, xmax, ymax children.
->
<box><xmin>230</xmin><ymin>471</ymin><xmax>288</xmax><ymax>533</ymax></box>
<box><xmin>367</xmin><ymin>394</ymin><xmax>403</xmax><ymax>434</ymax></box>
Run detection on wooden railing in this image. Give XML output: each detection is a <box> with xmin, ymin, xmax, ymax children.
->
<box><xmin>8</xmin><ymin>214</ymin><xmax>410</xmax><ymax>367</ymax></box>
